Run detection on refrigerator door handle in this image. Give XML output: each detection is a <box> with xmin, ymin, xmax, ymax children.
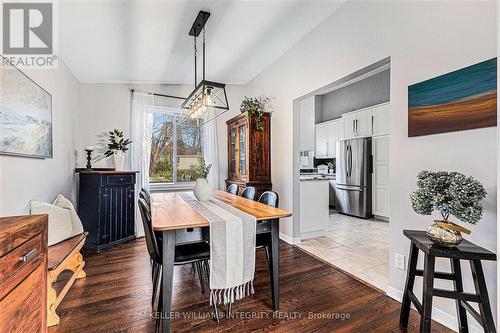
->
<box><xmin>348</xmin><ymin>145</ymin><xmax>353</xmax><ymax>178</ymax></box>
<box><xmin>346</xmin><ymin>145</ymin><xmax>350</xmax><ymax>178</ymax></box>
<box><xmin>344</xmin><ymin>143</ymin><xmax>348</xmax><ymax>179</ymax></box>
<box><xmin>336</xmin><ymin>185</ymin><xmax>363</xmax><ymax>192</ymax></box>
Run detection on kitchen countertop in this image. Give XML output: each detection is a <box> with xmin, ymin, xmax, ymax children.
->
<box><xmin>300</xmin><ymin>173</ymin><xmax>336</xmax><ymax>181</ymax></box>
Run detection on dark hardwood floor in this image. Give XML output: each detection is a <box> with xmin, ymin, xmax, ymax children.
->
<box><xmin>48</xmin><ymin>238</ymin><xmax>452</xmax><ymax>333</ymax></box>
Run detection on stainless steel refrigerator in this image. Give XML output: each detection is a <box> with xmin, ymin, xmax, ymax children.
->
<box><xmin>335</xmin><ymin>137</ymin><xmax>372</xmax><ymax>218</ymax></box>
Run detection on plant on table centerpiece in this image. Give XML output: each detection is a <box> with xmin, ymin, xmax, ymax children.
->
<box><xmin>104</xmin><ymin>129</ymin><xmax>132</xmax><ymax>171</ymax></box>
<box><xmin>192</xmin><ymin>154</ymin><xmax>213</xmax><ymax>201</ymax></box>
<box><xmin>240</xmin><ymin>96</ymin><xmax>272</xmax><ymax>131</ymax></box>
<box><xmin>410</xmin><ymin>170</ymin><xmax>486</xmax><ymax>246</ymax></box>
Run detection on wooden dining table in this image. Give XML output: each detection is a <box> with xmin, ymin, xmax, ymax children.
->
<box><xmin>151</xmin><ymin>190</ymin><xmax>292</xmax><ymax>332</ymax></box>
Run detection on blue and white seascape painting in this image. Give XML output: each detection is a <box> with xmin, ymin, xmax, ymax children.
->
<box><xmin>0</xmin><ymin>59</ymin><xmax>52</xmax><ymax>158</ymax></box>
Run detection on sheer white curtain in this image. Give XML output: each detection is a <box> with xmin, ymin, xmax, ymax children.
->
<box><xmin>201</xmin><ymin>119</ymin><xmax>220</xmax><ymax>191</ymax></box>
<box><xmin>130</xmin><ymin>92</ymin><xmax>154</xmax><ymax>237</ymax></box>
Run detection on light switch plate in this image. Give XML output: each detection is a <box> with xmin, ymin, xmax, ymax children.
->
<box><xmin>395</xmin><ymin>253</ymin><xmax>406</xmax><ymax>271</ymax></box>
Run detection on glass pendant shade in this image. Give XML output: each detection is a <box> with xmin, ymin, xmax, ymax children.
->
<box><xmin>180</xmin><ymin>80</ymin><xmax>229</xmax><ymax>125</ymax></box>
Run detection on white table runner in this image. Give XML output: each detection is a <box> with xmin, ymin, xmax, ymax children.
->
<box><xmin>178</xmin><ymin>193</ymin><xmax>256</xmax><ymax>305</ymax></box>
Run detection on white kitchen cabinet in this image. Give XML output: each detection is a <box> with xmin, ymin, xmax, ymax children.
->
<box><xmin>299</xmin><ymin>96</ymin><xmax>315</xmax><ymax>151</ymax></box>
<box><xmin>355</xmin><ymin>109</ymin><xmax>373</xmax><ymax>137</ymax></box>
<box><xmin>327</xmin><ymin>120</ymin><xmax>340</xmax><ymax>157</ymax></box>
<box><xmin>372</xmin><ymin>103</ymin><xmax>390</xmax><ymax>136</ymax></box>
<box><xmin>372</xmin><ymin>135</ymin><xmax>389</xmax><ymax>218</ymax></box>
<box><xmin>315</xmin><ymin>123</ymin><xmax>328</xmax><ymax>157</ymax></box>
<box><xmin>315</xmin><ymin>119</ymin><xmax>340</xmax><ymax>158</ymax></box>
<box><xmin>341</xmin><ymin>108</ymin><xmax>372</xmax><ymax>139</ymax></box>
<box><xmin>341</xmin><ymin>113</ymin><xmax>356</xmax><ymax>140</ymax></box>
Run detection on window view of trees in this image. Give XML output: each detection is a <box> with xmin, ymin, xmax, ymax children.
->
<box><xmin>149</xmin><ymin>113</ymin><xmax>174</xmax><ymax>183</ymax></box>
<box><xmin>149</xmin><ymin>112</ymin><xmax>204</xmax><ymax>184</ymax></box>
<box><xmin>176</xmin><ymin>120</ymin><xmax>202</xmax><ymax>182</ymax></box>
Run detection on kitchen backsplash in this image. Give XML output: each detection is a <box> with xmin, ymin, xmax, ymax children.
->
<box><xmin>314</xmin><ymin>157</ymin><xmax>335</xmax><ymax>168</ymax></box>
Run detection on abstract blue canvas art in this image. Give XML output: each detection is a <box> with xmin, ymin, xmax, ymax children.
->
<box><xmin>0</xmin><ymin>57</ymin><xmax>53</xmax><ymax>158</ymax></box>
<box><xmin>408</xmin><ymin>58</ymin><xmax>497</xmax><ymax>137</ymax></box>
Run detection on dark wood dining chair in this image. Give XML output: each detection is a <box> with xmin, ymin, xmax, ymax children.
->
<box><xmin>240</xmin><ymin>186</ymin><xmax>256</xmax><ymax>201</ymax></box>
<box><xmin>139</xmin><ymin>189</ymin><xmax>204</xmax><ymax>283</ymax></box>
<box><xmin>140</xmin><ymin>187</ymin><xmax>151</xmax><ymax>207</ymax></box>
<box><xmin>138</xmin><ymin>198</ymin><xmax>216</xmax><ymax>331</ymax></box>
<box><xmin>226</xmin><ymin>184</ymin><xmax>238</xmax><ymax>195</ymax></box>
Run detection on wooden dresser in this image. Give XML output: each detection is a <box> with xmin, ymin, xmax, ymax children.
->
<box><xmin>225</xmin><ymin>113</ymin><xmax>272</xmax><ymax>198</ymax></box>
<box><xmin>76</xmin><ymin>170</ymin><xmax>138</xmax><ymax>252</ymax></box>
<box><xmin>0</xmin><ymin>215</ymin><xmax>48</xmax><ymax>333</ymax></box>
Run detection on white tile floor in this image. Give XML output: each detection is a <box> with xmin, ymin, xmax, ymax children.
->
<box><xmin>297</xmin><ymin>211</ymin><xmax>390</xmax><ymax>291</ymax></box>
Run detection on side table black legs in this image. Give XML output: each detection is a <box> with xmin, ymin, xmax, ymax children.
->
<box><xmin>399</xmin><ymin>243</ymin><xmax>419</xmax><ymax>329</ymax></box>
<box><xmin>470</xmin><ymin>259</ymin><xmax>496</xmax><ymax>332</ymax></box>
<box><xmin>420</xmin><ymin>254</ymin><xmax>435</xmax><ymax>332</ymax></box>
<box><xmin>400</xmin><ymin>231</ymin><xmax>497</xmax><ymax>333</ymax></box>
<box><xmin>451</xmin><ymin>259</ymin><xmax>468</xmax><ymax>332</ymax></box>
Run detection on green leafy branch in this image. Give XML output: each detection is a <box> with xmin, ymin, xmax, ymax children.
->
<box><xmin>191</xmin><ymin>154</ymin><xmax>212</xmax><ymax>179</ymax></box>
<box><xmin>240</xmin><ymin>96</ymin><xmax>271</xmax><ymax>131</ymax></box>
<box><xmin>104</xmin><ymin>129</ymin><xmax>132</xmax><ymax>157</ymax></box>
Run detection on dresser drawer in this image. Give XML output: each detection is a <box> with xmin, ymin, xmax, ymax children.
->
<box><xmin>103</xmin><ymin>174</ymin><xmax>134</xmax><ymax>185</ymax></box>
<box><xmin>0</xmin><ymin>233</ymin><xmax>44</xmax><ymax>286</ymax></box>
<box><xmin>0</xmin><ymin>264</ymin><xmax>46</xmax><ymax>332</ymax></box>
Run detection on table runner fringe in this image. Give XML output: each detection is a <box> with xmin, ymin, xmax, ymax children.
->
<box><xmin>210</xmin><ymin>280</ymin><xmax>255</xmax><ymax>305</ymax></box>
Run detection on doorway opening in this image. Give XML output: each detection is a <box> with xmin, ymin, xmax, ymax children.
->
<box><xmin>294</xmin><ymin>58</ymin><xmax>391</xmax><ymax>292</ymax></box>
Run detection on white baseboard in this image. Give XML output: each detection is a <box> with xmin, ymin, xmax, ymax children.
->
<box><xmin>300</xmin><ymin>230</ymin><xmax>325</xmax><ymax>240</ymax></box>
<box><xmin>279</xmin><ymin>232</ymin><xmax>301</xmax><ymax>245</ymax></box>
<box><xmin>387</xmin><ymin>286</ymin><xmax>482</xmax><ymax>333</ymax></box>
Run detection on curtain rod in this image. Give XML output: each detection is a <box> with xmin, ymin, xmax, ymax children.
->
<box><xmin>130</xmin><ymin>89</ymin><xmax>186</xmax><ymax>100</ymax></box>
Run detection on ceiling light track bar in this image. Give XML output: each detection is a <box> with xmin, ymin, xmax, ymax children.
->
<box><xmin>189</xmin><ymin>11</ymin><xmax>210</xmax><ymax>37</ymax></box>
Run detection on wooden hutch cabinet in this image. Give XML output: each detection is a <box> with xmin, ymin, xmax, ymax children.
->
<box><xmin>225</xmin><ymin>113</ymin><xmax>271</xmax><ymax>197</ymax></box>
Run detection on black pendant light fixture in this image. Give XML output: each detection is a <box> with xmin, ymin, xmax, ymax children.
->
<box><xmin>180</xmin><ymin>11</ymin><xmax>229</xmax><ymax>125</ymax></box>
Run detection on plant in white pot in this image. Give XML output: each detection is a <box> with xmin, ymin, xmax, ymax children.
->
<box><xmin>104</xmin><ymin>129</ymin><xmax>132</xmax><ymax>171</ymax></box>
<box><xmin>192</xmin><ymin>155</ymin><xmax>212</xmax><ymax>201</ymax></box>
<box><xmin>410</xmin><ymin>170</ymin><xmax>486</xmax><ymax>247</ymax></box>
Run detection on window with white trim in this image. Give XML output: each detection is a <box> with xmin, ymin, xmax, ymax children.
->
<box><xmin>146</xmin><ymin>106</ymin><xmax>204</xmax><ymax>189</ymax></box>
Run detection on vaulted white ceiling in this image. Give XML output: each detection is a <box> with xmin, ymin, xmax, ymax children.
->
<box><xmin>58</xmin><ymin>0</ymin><xmax>344</xmax><ymax>84</ymax></box>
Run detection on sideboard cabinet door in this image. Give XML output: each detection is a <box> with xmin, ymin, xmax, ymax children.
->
<box><xmin>77</xmin><ymin>170</ymin><xmax>138</xmax><ymax>252</ymax></box>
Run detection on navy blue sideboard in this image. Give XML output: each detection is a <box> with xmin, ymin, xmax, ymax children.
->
<box><xmin>76</xmin><ymin>169</ymin><xmax>139</xmax><ymax>252</ymax></box>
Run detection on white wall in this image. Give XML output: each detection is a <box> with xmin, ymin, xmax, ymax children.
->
<box><xmin>0</xmin><ymin>60</ymin><xmax>80</xmax><ymax>215</ymax></box>
<box><xmin>77</xmin><ymin>83</ymin><xmax>245</xmax><ymax>188</ymax></box>
<box><xmin>240</xmin><ymin>1</ymin><xmax>497</xmax><ymax>331</ymax></box>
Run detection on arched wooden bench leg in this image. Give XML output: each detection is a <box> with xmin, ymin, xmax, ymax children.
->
<box><xmin>47</xmin><ymin>272</ymin><xmax>60</xmax><ymax>326</ymax></box>
<box><xmin>47</xmin><ymin>236</ymin><xmax>87</xmax><ymax>327</ymax></box>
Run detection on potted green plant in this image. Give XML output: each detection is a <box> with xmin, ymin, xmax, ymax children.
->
<box><xmin>240</xmin><ymin>96</ymin><xmax>271</xmax><ymax>131</ymax></box>
<box><xmin>410</xmin><ymin>170</ymin><xmax>486</xmax><ymax>246</ymax></box>
<box><xmin>104</xmin><ymin>129</ymin><xmax>132</xmax><ymax>171</ymax></box>
<box><xmin>327</xmin><ymin>161</ymin><xmax>335</xmax><ymax>174</ymax></box>
<box><xmin>192</xmin><ymin>155</ymin><xmax>212</xmax><ymax>201</ymax></box>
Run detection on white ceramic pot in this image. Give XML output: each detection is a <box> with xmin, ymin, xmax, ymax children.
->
<box><xmin>193</xmin><ymin>178</ymin><xmax>211</xmax><ymax>201</ymax></box>
<box><xmin>113</xmin><ymin>151</ymin><xmax>125</xmax><ymax>171</ymax></box>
